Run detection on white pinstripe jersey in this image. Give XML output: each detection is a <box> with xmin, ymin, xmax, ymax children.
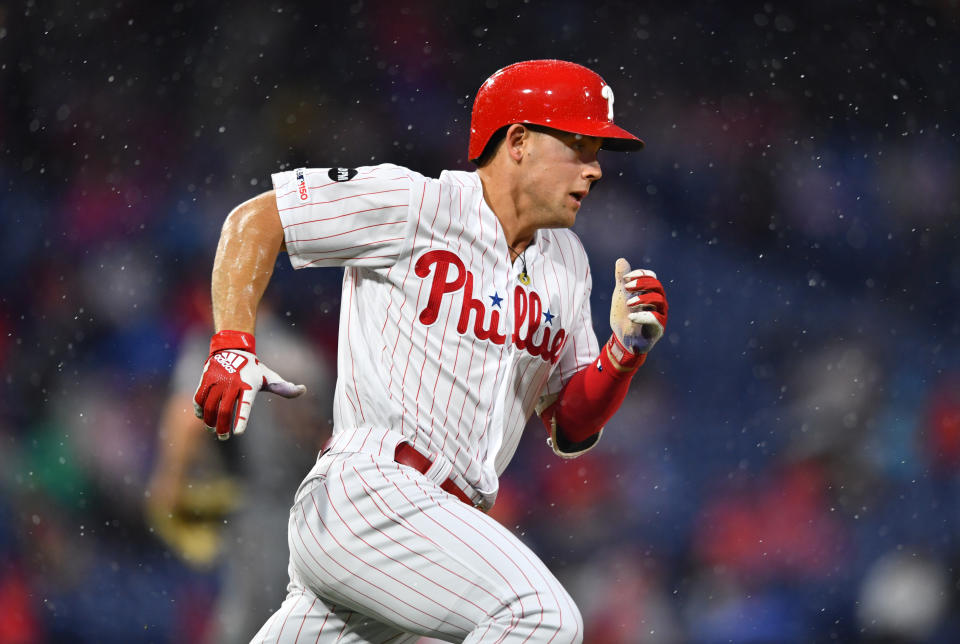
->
<box><xmin>271</xmin><ymin>164</ymin><xmax>600</xmax><ymax>506</ymax></box>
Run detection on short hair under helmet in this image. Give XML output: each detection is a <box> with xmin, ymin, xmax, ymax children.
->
<box><xmin>468</xmin><ymin>59</ymin><xmax>645</xmax><ymax>162</ymax></box>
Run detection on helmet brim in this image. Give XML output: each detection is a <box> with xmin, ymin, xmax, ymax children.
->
<box><xmin>527</xmin><ymin>119</ymin><xmax>645</xmax><ymax>152</ymax></box>
<box><xmin>597</xmin><ymin>124</ymin><xmax>645</xmax><ymax>152</ymax></box>
<box><xmin>469</xmin><ymin>120</ymin><xmax>645</xmax><ymax>163</ymax></box>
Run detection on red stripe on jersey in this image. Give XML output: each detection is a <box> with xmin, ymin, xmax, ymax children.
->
<box><xmin>389</xmin><ymin>183</ymin><xmax>428</xmax><ymax>445</ymax></box>
<box><xmin>465</xmin><ymin>198</ymin><xmax>500</xmax><ymax>454</ymax></box>
<box><xmin>474</xmin><ymin>341</ymin><xmax>506</xmax><ymax>471</ymax></box>
<box><xmin>544</xmin><ymin>239</ymin><xmax>571</xmax><ymax>383</ymax></box>
<box><xmin>400</xmin><ymin>188</ymin><xmax>436</xmax><ymax>444</ymax></box>
<box><xmin>447</xmin><ymin>197</ymin><xmax>486</xmax><ymax>457</ymax></box>
<box><xmin>501</xmin><ymin>357</ymin><xmax>539</xmax><ymax>439</ymax></box>
<box><xmin>376</xmin><ymin>186</ymin><xmax>416</xmax><ymax>335</ymax></box>
<box><xmin>457</xmin><ymin>196</ymin><xmax>504</xmax><ymax>461</ymax></box>
<box><xmin>290</xmin><ymin>237</ymin><xmax>405</xmax><ymax>255</ymax></box>
<box><xmin>440</xmin><ymin>188</ymin><xmax>478</xmax><ymax>457</ymax></box>
<box><xmin>557</xmin><ymin>233</ymin><xmax>581</xmax><ymax>382</ymax></box>
<box><xmin>278</xmin><ymin>188</ymin><xmax>407</xmax><ymax>212</ymax></box>
<box><xmin>401</xmin><ymin>277</ymin><xmax>428</xmax><ymax>441</ymax></box>
<box><xmin>300</xmin><ymin>253</ymin><xmax>399</xmax><ymax>268</ymax></box>
<box><xmin>461</xmin><ymin>337</ymin><xmax>491</xmax><ymax>450</ymax></box>
<box><xmin>344</xmin><ymin>270</ymin><xmax>365</xmax><ymax>423</ymax></box>
<box><xmin>292</xmin><ymin>220</ymin><xmax>405</xmax><ymax>243</ymax></box>
<box><xmin>460</xmin><ymin>201</ymin><xmax>495</xmax><ymax>453</ymax></box>
<box><xmin>424</xmin><ymin>272</ymin><xmax>456</xmax><ymax>447</ymax></box>
<box><xmin>414</xmin><ymin>184</ymin><xmax>446</xmax><ymax>447</ymax></box>
<box><xmin>282</xmin><ymin>204</ymin><xmax>407</xmax><ymax>230</ymax></box>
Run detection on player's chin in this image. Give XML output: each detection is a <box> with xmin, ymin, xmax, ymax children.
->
<box><xmin>560</xmin><ymin>210</ymin><xmax>578</xmax><ymax>227</ymax></box>
<box><xmin>538</xmin><ymin>203</ymin><xmax>578</xmax><ymax>229</ymax></box>
<box><xmin>544</xmin><ymin>211</ymin><xmax>576</xmax><ymax>229</ymax></box>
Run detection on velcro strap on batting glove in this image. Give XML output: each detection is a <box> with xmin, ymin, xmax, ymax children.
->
<box><xmin>606</xmin><ymin>333</ymin><xmax>646</xmax><ymax>372</ymax></box>
<box><xmin>209</xmin><ymin>329</ymin><xmax>256</xmax><ymax>355</ymax></box>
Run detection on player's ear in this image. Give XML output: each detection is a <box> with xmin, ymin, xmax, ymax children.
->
<box><xmin>505</xmin><ymin>124</ymin><xmax>528</xmax><ymax>163</ymax></box>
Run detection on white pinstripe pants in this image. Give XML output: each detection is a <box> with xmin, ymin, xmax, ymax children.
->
<box><xmin>251</xmin><ymin>450</ymin><xmax>583</xmax><ymax>643</ymax></box>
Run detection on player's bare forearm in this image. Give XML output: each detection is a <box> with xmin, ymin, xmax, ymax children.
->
<box><xmin>211</xmin><ymin>191</ymin><xmax>285</xmax><ymax>334</ymax></box>
<box><xmin>157</xmin><ymin>392</ymin><xmax>208</xmax><ymax>476</ymax></box>
<box><xmin>147</xmin><ymin>392</ymin><xmax>208</xmax><ymax>508</ymax></box>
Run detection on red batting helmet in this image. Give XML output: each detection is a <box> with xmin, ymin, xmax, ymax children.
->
<box><xmin>468</xmin><ymin>59</ymin><xmax>645</xmax><ymax>162</ymax></box>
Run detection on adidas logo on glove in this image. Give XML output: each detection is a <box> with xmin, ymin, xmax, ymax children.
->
<box><xmin>213</xmin><ymin>351</ymin><xmax>247</xmax><ymax>374</ymax></box>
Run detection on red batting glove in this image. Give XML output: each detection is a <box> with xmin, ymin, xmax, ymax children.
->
<box><xmin>193</xmin><ymin>330</ymin><xmax>306</xmax><ymax>440</ymax></box>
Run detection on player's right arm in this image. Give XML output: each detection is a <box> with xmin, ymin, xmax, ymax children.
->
<box><xmin>194</xmin><ymin>191</ymin><xmax>306</xmax><ymax>441</ymax></box>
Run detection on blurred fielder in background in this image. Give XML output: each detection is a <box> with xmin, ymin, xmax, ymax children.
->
<box><xmin>147</xmin><ymin>307</ymin><xmax>333</xmax><ymax>643</ymax></box>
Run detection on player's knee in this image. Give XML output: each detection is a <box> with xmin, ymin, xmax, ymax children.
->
<box><xmin>489</xmin><ymin>591</ymin><xmax>583</xmax><ymax>643</ymax></box>
<box><xmin>529</xmin><ymin>599</ymin><xmax>583</xmax><ymax>643</ymax></box>
<box><xmin>548</xmin><ymin>599</ymin><xmax>584</xmax><ymax>644</ymax></box>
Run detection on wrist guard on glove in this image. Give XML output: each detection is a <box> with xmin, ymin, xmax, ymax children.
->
<box><xmin>193</xmin><ymin>330</ymin><xmax>306</xmax><ymax>440</ymax></box>
<box><xmin>609</xmin><ymin>257</ymin><xmax>668</xmax><ymax>366</ymax></box>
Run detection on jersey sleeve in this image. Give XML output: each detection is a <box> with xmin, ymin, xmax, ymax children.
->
<box><xmin>271</xmin><ymin>164</ymin><xmax>421</xmax><ymax>269</ymax></box>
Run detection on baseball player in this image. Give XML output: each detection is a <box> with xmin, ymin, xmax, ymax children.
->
<box><xmin>193</xmin><ymin>60</ymin><xmax>668</xmax><ymax>643</ymax></box>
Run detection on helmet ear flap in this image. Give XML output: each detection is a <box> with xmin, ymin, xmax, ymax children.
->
<box><xmin>473</xmin><ymin>125</ymin><xmax>510</xmax><ymax>167</ymax></box>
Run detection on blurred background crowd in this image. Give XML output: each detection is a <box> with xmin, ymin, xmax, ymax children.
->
<box><xmin>2</xmin><ymin>1</ymin><xmax>959</xmax><ymax>642</ymax></box>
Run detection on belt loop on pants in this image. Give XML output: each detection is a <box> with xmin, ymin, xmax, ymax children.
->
<box><xmin>393</xmin><ymin>442</ymin><xmax>479</xmax><ymax>508</ymax></box>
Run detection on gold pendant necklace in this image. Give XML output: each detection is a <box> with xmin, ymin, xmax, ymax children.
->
<box><xmin>509</xmin><ymin>244</ymin><xmax>531</xmax><ymax>285</ymax></box>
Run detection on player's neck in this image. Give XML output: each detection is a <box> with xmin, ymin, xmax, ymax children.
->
<box><xmin>476</xmin><ymin>166</ymin><xmax>535</xmax><ymax>255</ymax></box>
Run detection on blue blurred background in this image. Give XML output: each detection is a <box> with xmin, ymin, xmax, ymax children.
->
<box><xmin>2</xmin><ymin>1</ymin><xmax>959</xmax><ymax>642</ymax></box>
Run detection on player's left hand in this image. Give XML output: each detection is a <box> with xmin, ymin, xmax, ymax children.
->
<box><xmin>609</xmin><ymin>257</ymin><xmax>668</xmax><ymax>355</ymax></box>
<box><xmin>193</xmin><ymin>332</ymin><xmax>306</xmax><ymax>440</ymax></box>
